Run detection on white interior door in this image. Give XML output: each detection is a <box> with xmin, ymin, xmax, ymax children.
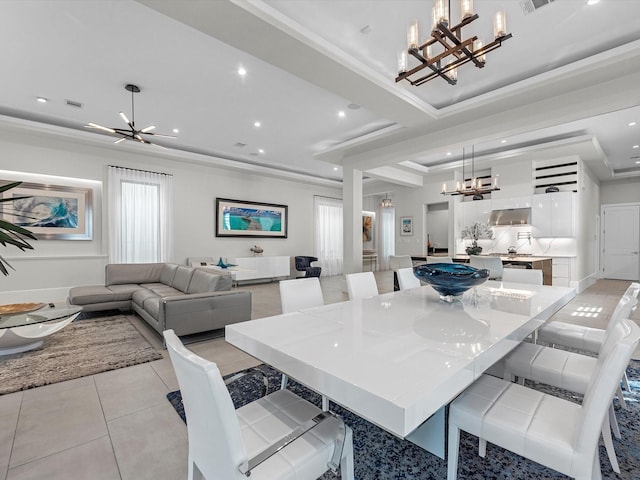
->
<box><xmin>601</xmin><ymin>204</ymin><xmax>640</xmax><ymax>280</ymax></box>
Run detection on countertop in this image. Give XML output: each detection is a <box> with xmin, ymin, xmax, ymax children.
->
<box><xmin>453</xmin><ymin>255</ymin><xmax>552</xmax><ymax>262</ymax></box>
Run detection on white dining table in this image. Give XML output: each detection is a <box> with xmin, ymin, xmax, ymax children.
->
<box><xmin>226</xmin><ymin>281</ymin><xmax>576</xmax><ymax>458</ymax></box>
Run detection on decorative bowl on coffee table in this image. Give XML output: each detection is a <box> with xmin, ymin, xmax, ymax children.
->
<box><xmin>413</xmin><ymin>263</ymin><xmax>489</xmax><ymax>302</ymax></box>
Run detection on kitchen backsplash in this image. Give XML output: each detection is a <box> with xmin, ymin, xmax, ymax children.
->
<box><xmin>456</xmin><ymin>226</ymin><xmax>577</xmax><ymax>257</ymax></box>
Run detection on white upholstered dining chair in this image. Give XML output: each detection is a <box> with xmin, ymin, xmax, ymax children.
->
<box><xmin>279</xmin><ymin>277</ymin><xmax>324</xmax><ymax>314</ymax></box>
<box><xmin>469</xmin><ymin>255</ymin><xmax>503</xmax><ymax>280</ymax></box>
<box><xmin>501</xmin><ymin>295</ymin><xmax>638</xmax><ymax>473</ymax></box>
<box><xmin>345</xmin><ymin>271</ymin><xmax>379</xmax><ymax>300</ymax></box>
<box><xmin>164</xmin><ymin>329</ymin><xmax>354</xmax><ymax>480</ymax></box>
<box><xmin>501</xmin><ymin>268</ymin><xmax>543</xmax><ymax>285</ymax></box>
<box><xmin>396</xmin><ymin>267</ymin><xmax>421</xmax><ymax>290</ymax></box>
<box><xmin>447</xmin><ymin>318</ymin><xmax>640</xmax><ymax>480</ymax></box>
<box><xmin>278</xmin><ymin>277</ymin><xmax>327</xmax><ymax>403</ymax></box>
<box><xmin>426</xmin><ymin>256</ymin><xmax>453</xmax><ymax>263</ymax></box>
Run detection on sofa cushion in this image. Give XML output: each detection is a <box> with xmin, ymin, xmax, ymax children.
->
<box><xmin>143</xmin><ymin>296</ymin><xmax>162</xmax><ymax>320</ymax></box>
<box><xmin>106</xmin><ymin>263</ymin><xmax>165</xmax><ymax>286</ymax></box>
<box><xmin>68</xmin><ymin>285</ymin><xmax>116</xmax><ymax>305</ymax></box>
<box><xmin>107</xmin><ymin>284</ymin><xmax>143</xmax><ymax>301</ymax></box>
<box><xmin>187</xmin><ymin>269</ymin><xmax>231</xmax><ymax>294</ymax></box>
<box><xmin>132</xmin><ymin>288</ymin><xmax>158</xmax><ymax>307</ymax></box>
<box><xmin>171</xmin><ymin>266</ymin><xmax>195</xmax><ymax>292</ymax></box>
<box><xmin>145</xmin><ymin>284</ymin><xmax>183</xmax><ymax>297</ymax></box>
<box><xmin>160</xmin><ymin>263</ymin><xmax>178</xmax><ymax>285</ymax></box>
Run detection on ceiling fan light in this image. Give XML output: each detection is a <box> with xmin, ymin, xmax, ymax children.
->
<box><xmin>87</xmin><ymin>122</ymin><xmax>116</xmax><ymax>133</ymax></box>
<box><xmin>141</xmin><ymin>125</ymin><xmax>156</xmax><ymax>133</ymax></box>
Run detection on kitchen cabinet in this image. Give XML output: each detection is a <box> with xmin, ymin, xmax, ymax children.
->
<box><xmin>458</xmin><ymin>199</ymin><xmax>491</xmax><ymax>230</ymax></box>
<box><xmin>531</xmin><ymin>191</ymin><xmax>576</xmax><ymax>237</ymax></box>
<box><xmin>551</xmin><ymin>257</ymin><xmax>572</xmax><ymax>287</ymax></box>
<box><xmin>491</xmin><ymin>195</ymin><xmax>531</xmax><ymax>211</ymax></box>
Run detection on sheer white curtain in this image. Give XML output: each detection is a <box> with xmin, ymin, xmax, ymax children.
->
<box><xmin>378</xmin><ymin>204</ymin><xmax>395</xmax><ymax>271</ymax></box>
<box><xmin>108</xmin><ymin>166</ymin><xmax>173</xmax><ymax>264</ymax></box>
<box><xmin>313</xmin><ymin>196</ymin><xmax>343</xmax><ymax>276</ymax></box>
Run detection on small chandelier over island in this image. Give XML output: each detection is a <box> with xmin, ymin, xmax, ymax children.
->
<box><xmin>441</xmin><ymin>145</ymin><xmax>500</xmax><ymax>199</ymax></box>
<box><xmin>396</xmin><ymin>0</ymin><xmax>512</xmax><ymax>86</ymax></box>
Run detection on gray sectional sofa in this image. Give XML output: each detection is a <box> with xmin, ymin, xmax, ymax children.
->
<box><xmin>68</xmin><ymin>263</ymin><xmax>252</xmax><ymax>336</ymax></box>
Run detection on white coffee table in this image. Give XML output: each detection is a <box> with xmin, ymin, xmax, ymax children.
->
<box><xmin>0</xmin><ymin>304</ymin><xmax>82</xmax><ymax>355</ymax></box>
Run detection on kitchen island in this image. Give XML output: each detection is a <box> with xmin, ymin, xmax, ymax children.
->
<box><xmin>411</xmin><ymin>254</ymin><xmax>553</xmax><ymax>285</ymax></box>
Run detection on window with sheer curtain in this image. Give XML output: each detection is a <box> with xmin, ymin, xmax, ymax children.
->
<box><xmin>313</xmin><ymin>196</ymin><xmax>343</xmax><ymax>276</ymax></box>
<box><xmin>378</xmin><ymin>205</ymin><xmax>395</xmax><ymax>271</ymax></box>
<box><xmin>108</xmin><ymin>166</ymin><xmax>173</xmax><ymax>264</ymax></box>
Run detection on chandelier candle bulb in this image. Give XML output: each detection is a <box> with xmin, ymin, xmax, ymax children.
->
<box><xmin>435</xmin><ymin>0</ymin><xmax>449</xmax><ymax>25</ymax></box>
<box><xmin>475</xmin><ymin>39</ymin><xmax>485</xmax><ymax>63</ymax></box>
<box><xmin>461</xmin><ymin>0</ymin><xmax>474</xmax><ymax>19</ymax></box>
<box><xmin>407</xmin><ymin>20</ymin><xmax>419</xmax><ymax>50</ymax></box>
<box><xmin>494</xmin><ymin>10</ymin><xmax>507</xmax><ymax>39</ymax></box>
<box><xmin>398</xmin><ymin>51</ymin><xmax>408</xmax><ymax>74</ymax></box>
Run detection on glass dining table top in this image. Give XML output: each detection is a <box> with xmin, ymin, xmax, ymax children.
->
<box><xmin>0</xmin><ymin>305</ymin><xmax>83</xmax><ymax>330</ymax></box>
<box><xmin>226</xmin><ymin>281</ymin><xmax>576</xmax><ymax>439</ymax></box>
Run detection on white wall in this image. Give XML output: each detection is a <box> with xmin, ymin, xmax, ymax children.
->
<box><xmin>0</xmin><ymin>124</ymin><xmax>340</xmax><ymax>302</ymax></box>
<box><xmin>576</xmin><ymin>160</ymin><xmax>600</xmax><ymax>284</ymax></box>
<box><xmin>600</xmin><ymin>177</ymin><xmax>640</xmax><ymax>204</ymax></box>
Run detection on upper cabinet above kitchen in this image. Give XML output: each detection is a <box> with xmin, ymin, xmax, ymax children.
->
<box><xmin>531</xmin><ymin>191</ymin><xmax>576</xmax><ymax>238</ymax></box>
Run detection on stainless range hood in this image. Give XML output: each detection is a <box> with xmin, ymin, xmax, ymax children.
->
<box><xmin>489</xmin><ymin>208</ymin><xmax>531</xmax><ymax>226</ymax></box>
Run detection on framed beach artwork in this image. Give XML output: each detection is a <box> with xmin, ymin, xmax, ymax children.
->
<box><xmin>1</xmin><ymin>181</ymin><xmax>93</xmax><ymax>240</ymax></box>
<box><xmin>215</xmin><ymin>198</ymin><xmax>288</xmax><ymax>238</ymax></box>
<box><xmin>400</xmin><ymin>216</ymin><xmax>413</xmax><ymax>236</ymax></box>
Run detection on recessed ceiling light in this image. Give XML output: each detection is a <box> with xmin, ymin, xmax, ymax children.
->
<box><xmin>501</xmin><ymin>139</ymin><xmax>507</xmax><ymax>143</ymax></box>
<box><xmin>258</xmin><ymin>148</ymin><xmax>264</xmax><ymax>154</ymax></box>
<box><xmin>172</xmin><ymin>128</ymin><xmax>179</xmax><ymax>134</ymax></box>
<box><xmin>36</xmin><ymin>97</ymin><xmax>48</xmax><ymax>103</ymax></box>
<box><xmin>333</xmin><ymin>167</ymin><xmax>339</xmax><ymax>171</ymax></box>
<box><xmin>254</xmin><ymin>121</ymin><xmax>261</xmax><ymax>127</ymax></box>
<box><xmin>636</xmin><ymin>160</ymin><xmax>640</xmax><ymax>164</ymax></box>
<box><xmin>446</xmin><ymin>152</ymin><xmax>452</xmax><ymax>156</ymax></box>
<box><xmin>629</xmin><ymin>121</ymin><xmax>637</xmax><ymax>126</ymax></box>
<box><xmin>633</xmin><ymin>145</ymin><xmax>639</xmax><ymax>149</ymax></box>
<box><xmin>587</xmin><ymin>0</ymin><xmax>600</xmax><ymax>5</ymax></box>
<box><xmin>238</xmin><ymin>66</ymin><xmax>247</xmax><ymax>76</ymax></box>
<box><xmin>338</xmin><ymin>111</ymin><xmax>346</xmax><ymax>118</ymax></box>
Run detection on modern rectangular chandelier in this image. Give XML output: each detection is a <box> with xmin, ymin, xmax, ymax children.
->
<box><xmin>396</xmin><ymin>0</ymin><xmax>512</xmax><ymax>86</ymax></box>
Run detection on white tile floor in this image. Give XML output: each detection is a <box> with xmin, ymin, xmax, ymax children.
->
<box><xmin>0</xmin><ymin>274</ymin><xmax>637</xmax><ymax>480</ymax></box>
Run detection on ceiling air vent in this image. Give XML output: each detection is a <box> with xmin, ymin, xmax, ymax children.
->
<box><xmin>65</xmin><ymin>99</ymin><xmax>83</xmax><ymax>109</ymax></box>
<box><xmin>520</xmin><ymin>0</ymin><xmax>555</xmax><ymax>15</ymax></box>
<box><xmin>233</xmin><ymin>142</ymin><xmax>247</xmax><ymax>148</ymax></box>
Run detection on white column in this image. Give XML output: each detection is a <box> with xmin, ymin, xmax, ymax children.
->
<box><xmin>343</xmin><ymin>166</ymin><xmax>363</xmax><ymax>274</ymax></box>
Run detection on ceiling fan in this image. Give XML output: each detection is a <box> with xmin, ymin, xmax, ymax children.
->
<box><xmin>86</xmin><ymin>84</ymin><xmax>175</xmax><ymax>147</ymax></box>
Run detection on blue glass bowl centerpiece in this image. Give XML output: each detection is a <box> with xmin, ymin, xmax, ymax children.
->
<box><xmin>413</xmin><ymin>263</ymin><xmax>489</xmax><ymax>302</ymax></box>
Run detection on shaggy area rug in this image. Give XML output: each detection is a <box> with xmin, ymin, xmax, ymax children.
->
<box><xmin>0</xmin><ymin>315</ymin><xmax>163</xmax><ymax>395</ymax></box>
<box><xmin>167</xmin><ymin>361</ymin><xmax>640</xmax><ymax>480</ymax></box>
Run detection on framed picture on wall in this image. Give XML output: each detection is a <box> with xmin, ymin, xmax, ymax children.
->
<box><xmin>215</xmin><ymin>198</ymin><xmax>288</xmax><ymax>238</ymax></box>
<box><xmin>400</xmin><ymin>216</ymin><xmax>413</xmax><ymax>236</ymax></box>
<box><xmin>0</xmin><ymin>181</ymin><xmax>93</xmax><ymax>240</ymax></box>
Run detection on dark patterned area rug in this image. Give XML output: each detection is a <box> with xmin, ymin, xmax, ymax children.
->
<box><xmin>1</xmin><ymin>314</ymin><xmax>163</xmax><ymax>395</ymax></box>
<box><xmin>167</xmin><ymin>360</ymin><xmax>640</xmax><ymax>479</ymax></box>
